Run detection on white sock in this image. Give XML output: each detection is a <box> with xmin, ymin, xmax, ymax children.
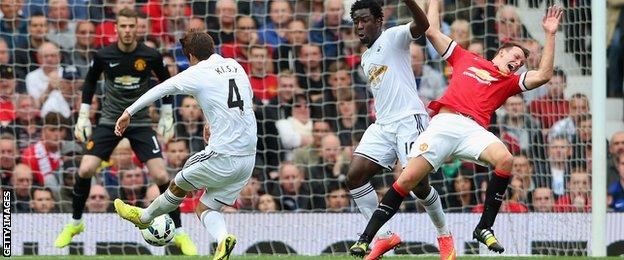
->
<box><xmin>72</xmin><ymin>218</ymin><xmax>82</xmax><ymax>226</ymax></box>
<box><xmin>175</xmin><ymin>227</ymin><xmax>185</xmax><ymax>235</ymax></box>
<box><xmin>418</xmin><ymin>187</ymin><xmax>450</xmax><ymax>236</ymax></box>
<box><xmin>200</xmin><ymin>210</ymin><xmax>228</xmax><ymax>243</ymax></box>
<box><xmin>140</xmin><ymin>189</ymin><xmax>184</xmax><ymax>223</ymax></box>
<box><xmin>350</xmin><ymin>183</ymin><xmax>392</xmax><ymax>238</ymax></box>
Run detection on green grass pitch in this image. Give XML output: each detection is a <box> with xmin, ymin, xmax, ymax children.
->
<box><xmin>9</xmin><ymin>256</ymin><xmax>621</xmax><ymax>260</ymax></box>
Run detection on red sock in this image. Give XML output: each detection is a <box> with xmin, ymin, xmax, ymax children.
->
<box><xmin>392</xmin><ymin>182</ymin><xmax>409</xmax><ymax>197</ymax></box>
<box><xmin>494</xmin><ymin>169</ymin><xmax>512</xmax><ymax>178</ymax></box>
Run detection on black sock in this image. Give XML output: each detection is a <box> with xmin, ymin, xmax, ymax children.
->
<box><xmin>359</xmin><ymin>184</ymin><xmax>407</xmax><ymax>243</ymax></box>
<box><xmin>72</xmin><ymin>176</ymin><xmax>92</xmax><ymax>220</ymax></box>
<box><xmin>158</xmin><ymin>183</ymin><xmax>182</xmax><ymax>229</ymax></box>
<box><xmin>476</xmin><ymin>173</ymin><xmax>511</xmax><ymax>230</ymax></box>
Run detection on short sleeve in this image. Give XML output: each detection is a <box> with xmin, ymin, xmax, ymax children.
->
<box><xmin>442</xmin><ymin>41</ymin><xmax>469</xmax><ymax>66</ymax></box>
<box><xmin>517</xmin><ymin>71</ymin><xmax>528</xmax><ymax>91</ymax></box>
<box><xmin>386</xmin><ymin>22</ymin><xmax>419</xmax><ymax>50</ymax></box>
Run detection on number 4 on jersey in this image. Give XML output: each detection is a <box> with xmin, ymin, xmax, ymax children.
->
<box><xmin>228</xmin><ymin>79</ymin><xmax>244</xmax><ymax>112</ymax></box>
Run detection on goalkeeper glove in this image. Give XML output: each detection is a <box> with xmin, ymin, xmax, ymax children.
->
<box><xmin>158</xmin><ymin>104</ymin><xmax>175</xmax><ymax>142</ymax></box>
<box><xmin>74</xmin><ymin>104</ymin><xmax>92</xmax><ymax>142</ymax></box>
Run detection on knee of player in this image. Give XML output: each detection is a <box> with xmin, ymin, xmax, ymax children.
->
<box><xmin>496</xmin><ymin>153</ymin><xmax>514</xmax><ymax>172</ymax></box>
<box><xmin>345</xmin><ymin>169</ymin><xmax>366</xmax><ymax>189</ymax></box>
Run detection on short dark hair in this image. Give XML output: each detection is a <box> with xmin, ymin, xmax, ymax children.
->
<box><xmin>350</xmin><ymin>0</ymin><xmax>384</xmax><ymax>21</ymax></box>
<box><xmin>43</xmin><ymin>112</ymin><xmax>66</xmax><ymax>127</ymax></box>
<box><xmin>180</xmin><ymin>29</ymin><xmax>215</xmax><ymax>60</ymax></box>
<box><xmin>30</xmin><ymin>186</ymin><xmax>54</xmax><ymax>199</ymax></box>
<box><xmin>552</xmin><ymin>67</ymin><xmax>567</xmax><ymax>82</ymax></box>
<box><xmin>327</xmin><ymin>60</ymin><xmax>350</xmax><ymax>75</ymax></box>
<box><xmin>117</xmin><ymin>8</ymin><xmax>138</xmax><ymax>23</ymax></box>
<box><xmin>496</xmin><ymin>41</ymin><xmax>530</xmax><ymax>59</ymax></box>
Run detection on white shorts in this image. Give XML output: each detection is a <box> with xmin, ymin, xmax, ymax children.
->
<box><xmin>174</xmin><ymin>149</ymin><xmax>255</xmax><ymax>210</ymax></box>
<box><xmin>408</xmin><ymin>113</ymin><xmax>502</xmax><ymax>171</ymax></box>
<box><xmin>354</xmin><ymin>114</ymin><xmax>429</xmax><ymax>170</ymax></box>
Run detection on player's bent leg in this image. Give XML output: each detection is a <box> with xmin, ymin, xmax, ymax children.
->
<box><xmin>346</xmin><ymin>155</ymin><xmax>402</xmax><ymax>259</ymax></box>
<box><xmin>145</xmin><ymin>158</ymin><xmax>196</xmax><ymax>254</ymax></box>
<box><xmin>115</xmin><ymin>181</ymin><xmax>188</xmax><ymax>229</ymax></box>
<box><xmin>350</xmin><ymin>156</ymin><xmax>433</xmax><ymax>259</ymax></box>
<box><xmin>473</xmin><ymin>142</ymin><xmax>513</xmax><ymax>253</ymax></box>
<box><xmin>55</xmin><ymin>155</ymin><xmax>102</xmax><ymax>248</ymax></box>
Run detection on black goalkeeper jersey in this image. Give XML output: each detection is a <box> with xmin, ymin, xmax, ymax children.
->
<box><xmin>83</xmin><ymin>42</ymin><xmax>170</xmax><ymax>126</ymax></box>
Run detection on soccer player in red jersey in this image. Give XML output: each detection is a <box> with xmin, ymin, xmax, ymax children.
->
<box><xmin>350</xmin><ymin>0</ymin><xmax>563</xmax><ymax>257</ymax></box>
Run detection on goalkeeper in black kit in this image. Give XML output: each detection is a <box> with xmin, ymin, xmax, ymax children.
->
<box><xmin>54</xmin><ymin>8</ymin><xmax>198</xmax><ymax>255</ymax></box>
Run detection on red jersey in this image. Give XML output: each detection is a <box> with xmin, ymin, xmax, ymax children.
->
<box><xmin>249</xmin><ymin>74</ymin><xmax>278</xmax><ymax>102</ymax></box>
<box><xmin>21</xmin><ymin>141</ymin><xmax>61</xmax><ymax>185</ymax></box>
<box><xmin>429</xmin><ymin>41</ymin><xmax>528</xmax><ymax>128</ymax></box>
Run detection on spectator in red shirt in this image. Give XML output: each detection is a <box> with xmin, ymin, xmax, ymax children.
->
<box><xmin>1</xmin><ymin>94</ymin><xmax>41</xmax><ymax>151</ymax></box>
<box><xmin>249</xmin><ymin>45</ymin><xmax>278</xmax><ymax>103</ymax></box>
<box><xmin>158</xmin><ymin>0</ymin><xmax>190</xmax><ymax>48</ymax></box>
<box><xmin>220</xmin><ymin>15</ymin><xmax>258</xmax><ymax>73</ymax></box>
<box><xmin>141</xmin><ymin>0</ymin><xmax>191</xmax><ymax>43</ymax></box>
<box><xmin>0</xmin><ymin>65</ymin><xmax>16</xmax><ymax>124</ymax></box>
<box><xmin>94</xmin><ymin>0</ymin><xmax>136</xmax><ymax>47</ymax></box>
<box><xmin>554</xmin><ymin>169</ymin><xmax>592</xmax><ymax>212</ymax></box>
<box><xmin>529</xmin><ymin>68</ymin><xmax>568</xmax><ymax>129</ymax></box>
<box><xmin>20</xmin><ymin>112</ymin><xmax>64</xmax><ymax>185</ymax></box>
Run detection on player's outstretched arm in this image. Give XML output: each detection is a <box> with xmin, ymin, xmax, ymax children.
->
<box><xmin>115</xmin><ymin>75</ymin><xmax>189</xmax><ymax>136</ymax></box>
<box><xmin>524</xmin><ymin>6</ymin><xmax>563</xmax><ymax>89</ymax></box>
<box><xmin>425</xmin><ymin>0</ymin><xmax>453</xmax><ymax>56</ymax></box>
<box><xmin>403</xmin><ymin>0</ymin><xmax>429</xmax><ymax>38</ymax></box>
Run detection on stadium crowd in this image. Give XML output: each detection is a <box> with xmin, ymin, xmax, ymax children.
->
<box><xmin>0</xmin><ymin>0</ymin><xmax>618</xmax><ymax>215</ymax></box>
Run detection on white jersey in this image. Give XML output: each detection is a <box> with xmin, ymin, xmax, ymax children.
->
<box><xmin>361</xmin><ymin>22</ymin><xmax>427</xmax><ymax>124</ymax></box>
<box><xmin>127</xmin><ymin>54</ymin><xmax>257</xmax><ymax>156</ymax></box>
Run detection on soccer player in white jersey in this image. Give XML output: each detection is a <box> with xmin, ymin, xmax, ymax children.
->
<box><xmin>113</xmin><ymin>29</ymin><xmax>257</xmax><ymax>260</ymax></box>
<box><xmin>345</xmin><ymin>1</ymin><xmax>454</xmax><ymax>259</ymax></box>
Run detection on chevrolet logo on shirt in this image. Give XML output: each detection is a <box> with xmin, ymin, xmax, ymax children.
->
<box><xmin>464</xmin><ymin>67</ymin><xmax>499</xmax><ymax>85</ymax></box>
<box><xmin>114</xmin><ymin>76</ymin><xmax>141</xmax><ymax>89</ymax></box>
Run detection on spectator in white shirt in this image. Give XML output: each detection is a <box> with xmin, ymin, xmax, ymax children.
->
<box><xmin>25</xmin><ymin>42</ymin><xmax>62</xmax><ymax>105</ymax></box>
<box><xmin>275</xmin><ymin>94</ymin><xmax>313</xmax><ymax>159</ymax></box>
<box><xmin>40</xmin><ymin>65</ymin><xmax>81</xmax><ymax>118</ymax></box>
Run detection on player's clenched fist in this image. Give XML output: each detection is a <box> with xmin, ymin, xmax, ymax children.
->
<box><xmin>74</xmin><ymin>104</ymin><xmax>92</xmax><ymax>142</ymax></box>
<box><xmin>158</xmin><ymin>104</ymin><xmax>174</xmax><ymax>142</ymax></box>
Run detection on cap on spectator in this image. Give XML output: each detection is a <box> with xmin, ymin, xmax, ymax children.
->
<box><xmin>61</xmin><ymin>141</ymin><xmax>84</xmax><ymax>156</ymax></box>
<box><xmin>0</xmin><ymin>65</ymin><xmax>14</xmax><ymax>79</ymax></box>
<box><xmin>61</xmin><ymin>65</ymin><xmax>81</xmax><ymax>80</ymax></box>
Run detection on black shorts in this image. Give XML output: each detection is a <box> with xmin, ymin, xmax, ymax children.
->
<box><xmin>85</xmin><ymin>125</ymin><xmax>162</xmax><ymax>162</ymax></box>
